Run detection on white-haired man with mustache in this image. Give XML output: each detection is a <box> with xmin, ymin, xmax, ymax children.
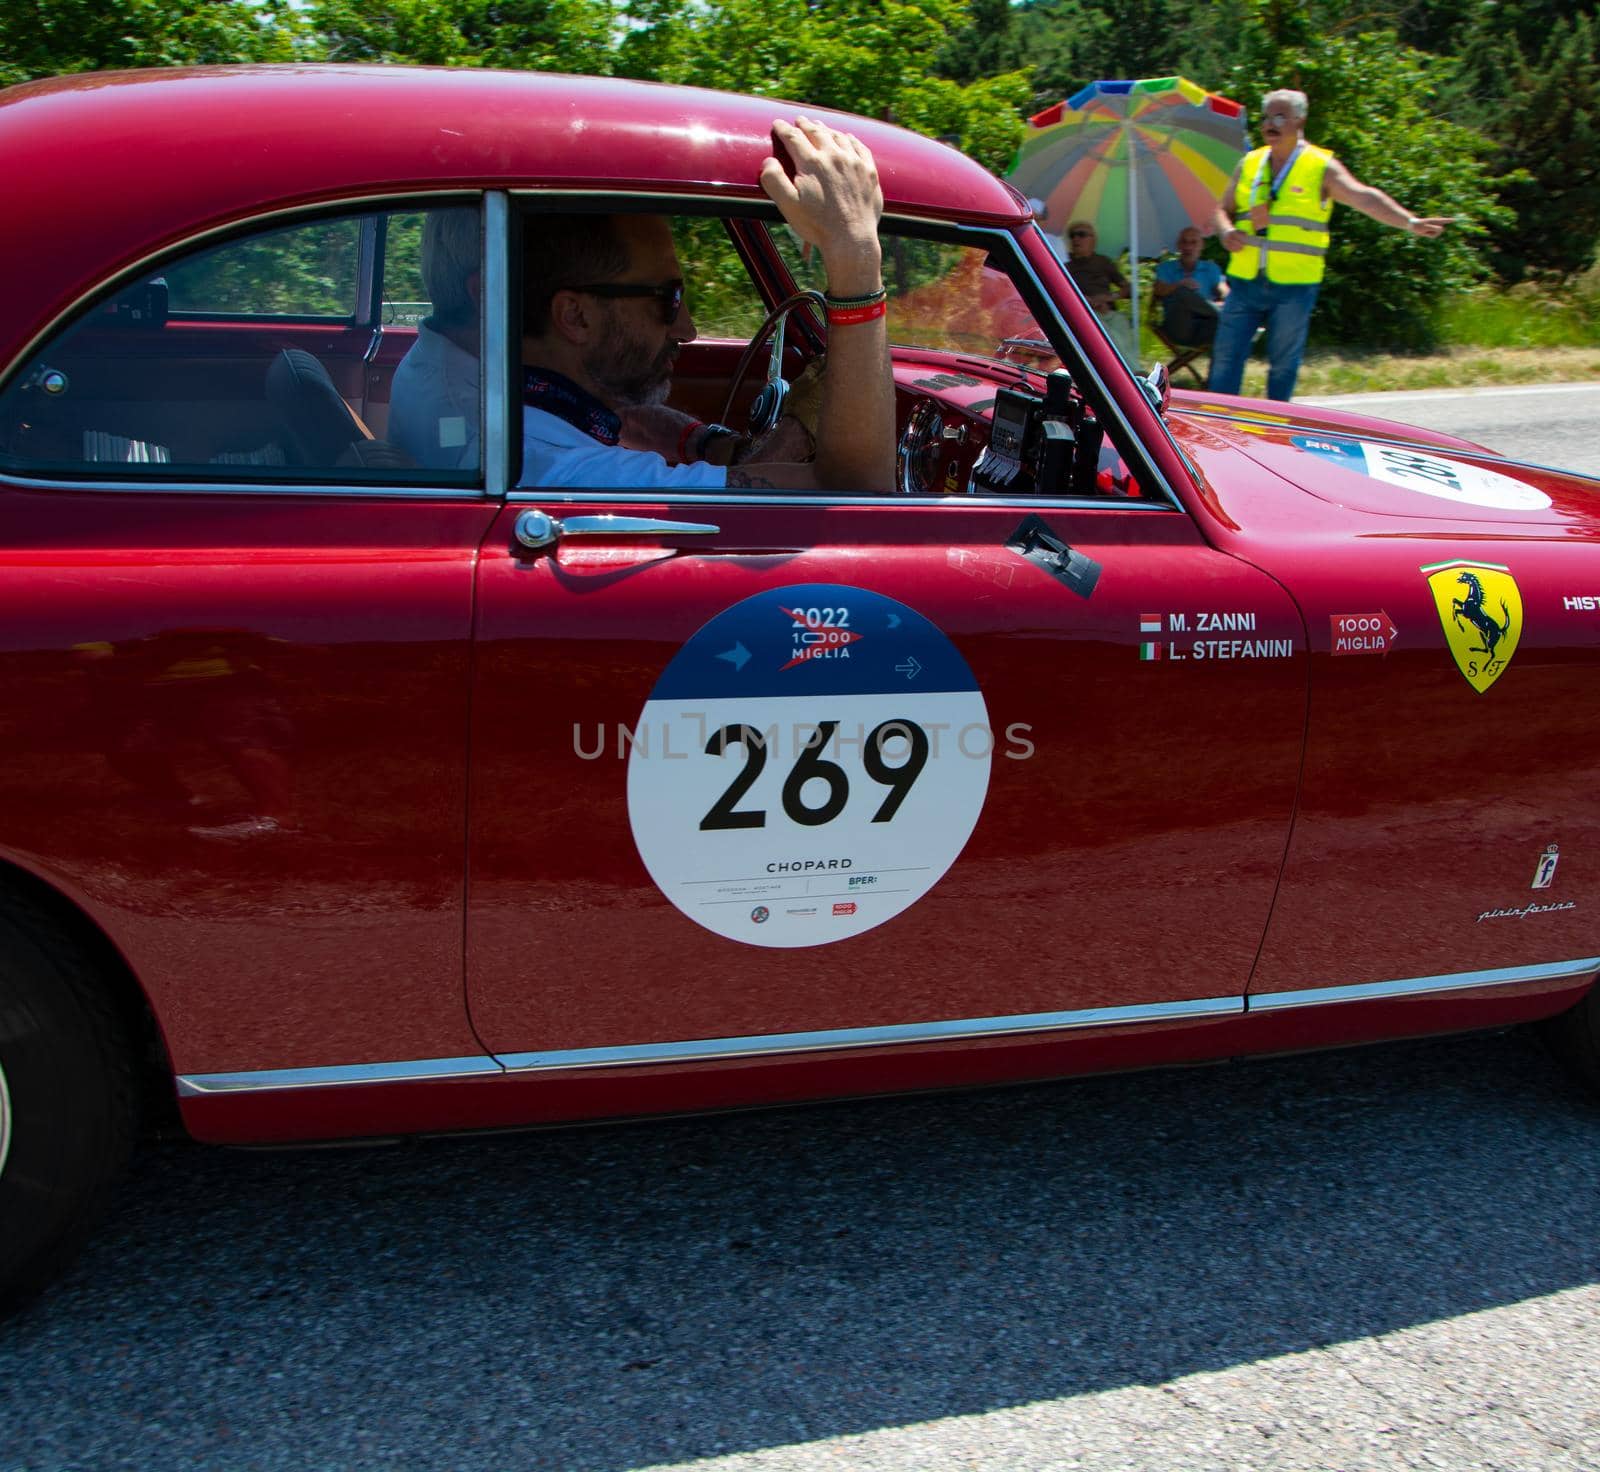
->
<box><xmin>1208</xmin><ymin>88</ymin><xmax>1452</xmax><ymax>401</ymax></box>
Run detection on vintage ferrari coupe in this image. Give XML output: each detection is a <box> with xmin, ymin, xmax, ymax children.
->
<box><xmin>2</xmin><ymin>65</ymin><xmax>1598</xmax><ymax>1313</ymax></box>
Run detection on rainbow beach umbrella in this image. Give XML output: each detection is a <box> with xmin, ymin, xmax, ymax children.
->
<box><xmin>1007</xmin><ymin>76</ymin><xmax>1247</xmax><ymax>353</ymax></box>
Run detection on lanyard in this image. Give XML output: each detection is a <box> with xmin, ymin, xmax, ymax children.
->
<box><xmin>1251</xmin><ymin>142</ymin><xmax>1305</xmax><ymax>206</ymax></box>
<box><xmin>523</xmin><ymin>368</ymin><xmax>621</xmax><ymax>446</ymax></box>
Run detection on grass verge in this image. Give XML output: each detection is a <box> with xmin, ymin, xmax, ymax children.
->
<box><xmin>1140</xmin><ymin>344</ymin><xmax>1600</xmax><ymax>397</ymax></box>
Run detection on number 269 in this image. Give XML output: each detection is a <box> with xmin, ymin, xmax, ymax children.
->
<box><xmin>700</xmin><ymin>719</ymin><xmax>928</xmax><ymax>831</ymax></box>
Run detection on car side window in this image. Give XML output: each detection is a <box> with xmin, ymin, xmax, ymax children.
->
<box><xmin>0</xmin><ymin>203</ymin><xmax>483</xmax><ymax>485</ymax></box>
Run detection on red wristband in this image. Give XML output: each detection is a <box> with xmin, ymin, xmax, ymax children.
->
<box><xmin>826</xmin><ymin>300</ymin><xmax>888</xmax><ymax>327</ymax></box>
<box><xmin>675</xmin><ymin>418</ymin><xmax>706</xmax><ymax>463</ymax></box>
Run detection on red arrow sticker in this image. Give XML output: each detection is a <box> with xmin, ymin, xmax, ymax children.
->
<box><xmin>1330</xmin><ymin>611</ymin><xmax>1399</xmax><ymax>655</ymax></box>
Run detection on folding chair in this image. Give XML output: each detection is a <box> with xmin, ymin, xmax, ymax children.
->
<box><xmin>1147</xmin><ymin>290</ymin><xmax>1210</xmax><ymax>387</ymax></box>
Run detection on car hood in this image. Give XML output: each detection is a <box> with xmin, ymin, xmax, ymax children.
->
<box><xmin>1169</xmin><ymin>394</ymin><xmax>1600</xmax><ymax>533</ymax></box>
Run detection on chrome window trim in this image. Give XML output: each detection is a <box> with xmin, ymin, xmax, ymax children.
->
<box><xmin>483</xmin><ymin>191</ymin><xmax>512</xmax><ymax>498</ymax></box>
<box><xmin>506</xmin><ymin>195</ymin><xmax>1182</xmax><ymax>513</ymax></box>
<box><xmin>1249</xmin><ymin>956</ymin><xmax>1600</xmax><ymax>1011</ymax></box>
<box><xmin>505</xmin><ymin>487</ymin><xmax>1179</xmax><ymax>512</ymax></box>
<box><xmin>1</xmin><ymin>189</ymin><xmax>484</xmax><ymax>395</ymax></box>
<box><xmin>0</xmin><ymin>473</ymin><xmax>489</xmax><ymax>500</ymax></box>
<box><xmin>0</xmin><ymin>191</ymin><xmax>496</xmax><ymax>500</ymax></box>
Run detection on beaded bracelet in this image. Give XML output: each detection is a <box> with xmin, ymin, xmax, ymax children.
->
<box><xmin>824</xmin><ymin>287</ymin><xmax>887</xmax><ymax>309</ymax></box>
<box><xmin>825</xmin><ymin>287</ymin><xmax>887</xmax><ymax>325</ymax></box>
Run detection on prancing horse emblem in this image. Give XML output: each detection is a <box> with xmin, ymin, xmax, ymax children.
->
<box><xmin>1422</xmin><ymin>559</ymin><xmax>1523</xmax><ymax>693</ymax></box>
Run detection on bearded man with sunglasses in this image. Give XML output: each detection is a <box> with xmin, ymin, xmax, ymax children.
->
<box><xmin>518</xmin><ymin>117</ymin><xmax>894</xmax><ymax>493</ymax></box>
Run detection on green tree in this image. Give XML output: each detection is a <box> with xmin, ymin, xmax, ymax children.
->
<box><xmin>617</xmin><ymin>0</ymin><xmax>1031</xmax><ymax>173</ymax></box>
<box><xmin>308</xmin><ymin>0</ymin><xmax>614</xmax><ymax>72</ymax></box>
<box><xmin>0</xmin><ymin>0</ymin><xmax>297</xmax><ymax>87</ymax></box>
<box><xmin>1451</xmin><ymin>11</ymin><xmax>1600</xmax><ymax>278</ymax></box>
<box><xmin>937</xmin><ymin>0</ymin><xmax>1022</xmax><ymax>84</ymax></box>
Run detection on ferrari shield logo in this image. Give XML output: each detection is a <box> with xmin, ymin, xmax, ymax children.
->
<box><xmin>1422</xmin><ymin>559</ymin><xmax>1522</xmax><ymax>693</ymax></box>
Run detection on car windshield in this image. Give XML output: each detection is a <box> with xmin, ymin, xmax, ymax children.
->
<box><xmin>765</xmin><ymin>226</ymin><xmax>1061</xmax><ymax>374</ymax></box>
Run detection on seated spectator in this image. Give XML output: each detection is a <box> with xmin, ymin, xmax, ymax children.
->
<box><xmin>389</xmin><ymin>209</ymin><xmax>482</xmax><ymax>470</ymax></box>
<box><xmin>1064</xmin><ymin>220</ymin><xmax>1134</xmax><ymax>359</ymax></box>
<box><xmin>1153</xmin><ymin>227</ymin><xmax>1228</xmax><ymax>347</ymax></box>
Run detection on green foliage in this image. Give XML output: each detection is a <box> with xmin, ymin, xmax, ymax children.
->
<box><xmin>0</xmin><ymin>0</ymin><xmax>297</xmax><ymax>87</ymax></box>
<box><xmin>1450</xmin><ymin>11</ymin><xmax>1600</xmax><ymax>279</ymax></box>
<box><xmin>616</xmin><ymin>0</ymin><xmax>1029</xmax><ymax>174</ymax></box>
<box><xmin>307</xmin><ymin>0</ymin><xmax>615</xmax><ymax>72</ymax></box>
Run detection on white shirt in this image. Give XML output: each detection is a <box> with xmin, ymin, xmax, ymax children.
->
<box><xmin>520</xmin><ymin>405</ymin><xmax>728</xmax><ymax>490</ymax></box>
<box><xmin>388</xmin><ymin>322</ymin><xmax>480</xmax><ymax>471</ymax></box>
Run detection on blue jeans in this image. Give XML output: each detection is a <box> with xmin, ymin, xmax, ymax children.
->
<box><xmin>1206</xmin><ymin>275</ymin><xmax>1321</xmax><ymax>401</ymax></box>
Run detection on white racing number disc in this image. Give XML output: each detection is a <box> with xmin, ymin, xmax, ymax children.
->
<box><xmin>627</xmin><ymin>584</ymin><xmax>991</xmax><ymax>949</ymax></box>
<box><xmin>1292</xmin><ymin>433</ymin><xmax>1551</xmax><ymax>510</ymax></box>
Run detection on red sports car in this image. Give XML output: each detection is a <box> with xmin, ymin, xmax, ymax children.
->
<box><xmin>2</xmin><ymin>65</ymin><xmax>1597</xmax><ymax>1314</ymax></box>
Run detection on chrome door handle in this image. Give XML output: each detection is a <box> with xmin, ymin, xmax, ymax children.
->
<box><xmin>513</xmin><ymin>510</ymin><xmax>722</xmax><ymax>550</ymax></box>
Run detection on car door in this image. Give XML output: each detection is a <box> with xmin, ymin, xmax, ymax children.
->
<box><xmin>463</xmin><ymin>211</ymin><xmax>1309</xmax><ymax>1070</ymax></box>
<box><xmin>0</xmin><ymin>200</ymin><xmax>495</xmax><ymax>1088</ymax></box>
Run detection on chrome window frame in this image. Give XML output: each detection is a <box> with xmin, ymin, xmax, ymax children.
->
<box><xmin>507</xmin><ymin>189</ymin><xmax>1186</xmax><ymax>515</ymax></box>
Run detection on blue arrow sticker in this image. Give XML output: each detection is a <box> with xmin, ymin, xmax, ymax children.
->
<box><xmin>651</xmin><ymin>584</ymin><xmax>979</xmax><ymax>701</ymax></box>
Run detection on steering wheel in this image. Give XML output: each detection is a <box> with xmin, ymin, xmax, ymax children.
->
<box><xmin>719</xmin><ymin>289</ymin><xmax>827</xmax><ymax>434</ymax></box>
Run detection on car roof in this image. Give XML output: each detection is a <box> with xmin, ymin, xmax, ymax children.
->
<box><xmin>0</xmin><ymin>65</ymin><xmax>1029</xmax><ymax>360</ymax></box>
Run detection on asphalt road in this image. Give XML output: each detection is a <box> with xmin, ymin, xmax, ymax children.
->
<box><xmin>1298</xmin><ymin>382</ymin><xmax>1600</xmax><ymax>478</ymax></box>
<box><xmin>4</xmin><ymin>1029</ymin><xmax>1599</xmax><ymax>1471</ymax></box>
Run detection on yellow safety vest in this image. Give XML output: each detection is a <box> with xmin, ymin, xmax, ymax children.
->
<box><xmin>1226</xmin><ymin>143</ymin><xmax>1335</xmax><ymax>284</ymax></box>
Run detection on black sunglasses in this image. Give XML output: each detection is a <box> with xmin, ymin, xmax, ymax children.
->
<box><xmin>1068</xmin><ymin>229</ymin><xmax>1093</xmax><ymax>239</ymax></box>
<box><xmin>572</xmin><ymin>280</ymin><xmax>685</xmax><ymax>324</ymax></box>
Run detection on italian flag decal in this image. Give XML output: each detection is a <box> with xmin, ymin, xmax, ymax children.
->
<box><xmin>1139</xmin><ymin>642</ymin><xmax>1164</xmax><ymax>661</ymax></box>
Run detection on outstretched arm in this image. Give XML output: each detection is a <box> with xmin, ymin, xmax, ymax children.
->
<box><xmin>1325</xmin><ymin>158</ymin><xmax>1452</xmax><ymax>237</ymax></box>
<box><xmin>731</xmin><ymin>117</ymin><xmax>894</xmax><ymax>493</ymax></box>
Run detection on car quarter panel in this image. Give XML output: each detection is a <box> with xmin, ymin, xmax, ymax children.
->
<box><xmin>0</xmin><ymin>487</ymin><xmax>496</xmax><ymax>1073</ymax></box>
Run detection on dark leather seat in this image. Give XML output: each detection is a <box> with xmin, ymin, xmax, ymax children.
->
<box><xmin>265</xmin><ymin>348</ymin><xmax>367</xmax><ymax>467</ymax></box>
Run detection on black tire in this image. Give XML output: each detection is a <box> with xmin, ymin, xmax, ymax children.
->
<box><xmin>1540</xmin><ymin>981</ymin><xmax>1600</xmax><ymax>1100</ymax></box>
<box><xmin>0</xmin><ymin>897</ymin><xmax>138</xmax><ymax>1318</ymax></box>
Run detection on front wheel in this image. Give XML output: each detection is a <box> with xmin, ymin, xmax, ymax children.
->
<box><xmin>0</xmin><ymin>900</ymin><xmax>138</xmax><ymax>1317</ymax></box>
<box><xmin>1540</xmin><ymin>980</ymin><xmax>1600</xmax><ymax>1100</ymax></box>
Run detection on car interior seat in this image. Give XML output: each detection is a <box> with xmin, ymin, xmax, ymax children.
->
<box><xmin>266</xmin><ymin>348</ymin><xmax>417</xmax><ymax>470</ymax></box>
<box><xmin>266</xmin><ymin>347</ymin><xmax>374</xmax><ymax>466</ymax></box>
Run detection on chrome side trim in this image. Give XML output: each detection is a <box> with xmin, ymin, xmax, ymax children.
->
<box><xmin>498</xmin><ymin>996</ymin><xmax>1240</xmax><ymax>1073</ymax></box>
<box><xmin>173</xmin><ymin>999</ymin><xmax>1240</xmax><ymax>1097</ymax></box>
<box><xmin>170</xmin><ymin>960</ymin><xmax>1600</xmax><ymax>1100</ymax></box>
<box><xmin>1249</xmin><ymin>956</ymin><xmax>1600</xmax><ymax>1012</ymax></box>
<box><xmin>482</xmin><ymin>191</ymin><xmax>511</xmax><ymax>498</ymax></box>
<box><xmin>175</xmin><ymin>1055</ymin><xmax>504</xmax><ymax>1097</ymax></box>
